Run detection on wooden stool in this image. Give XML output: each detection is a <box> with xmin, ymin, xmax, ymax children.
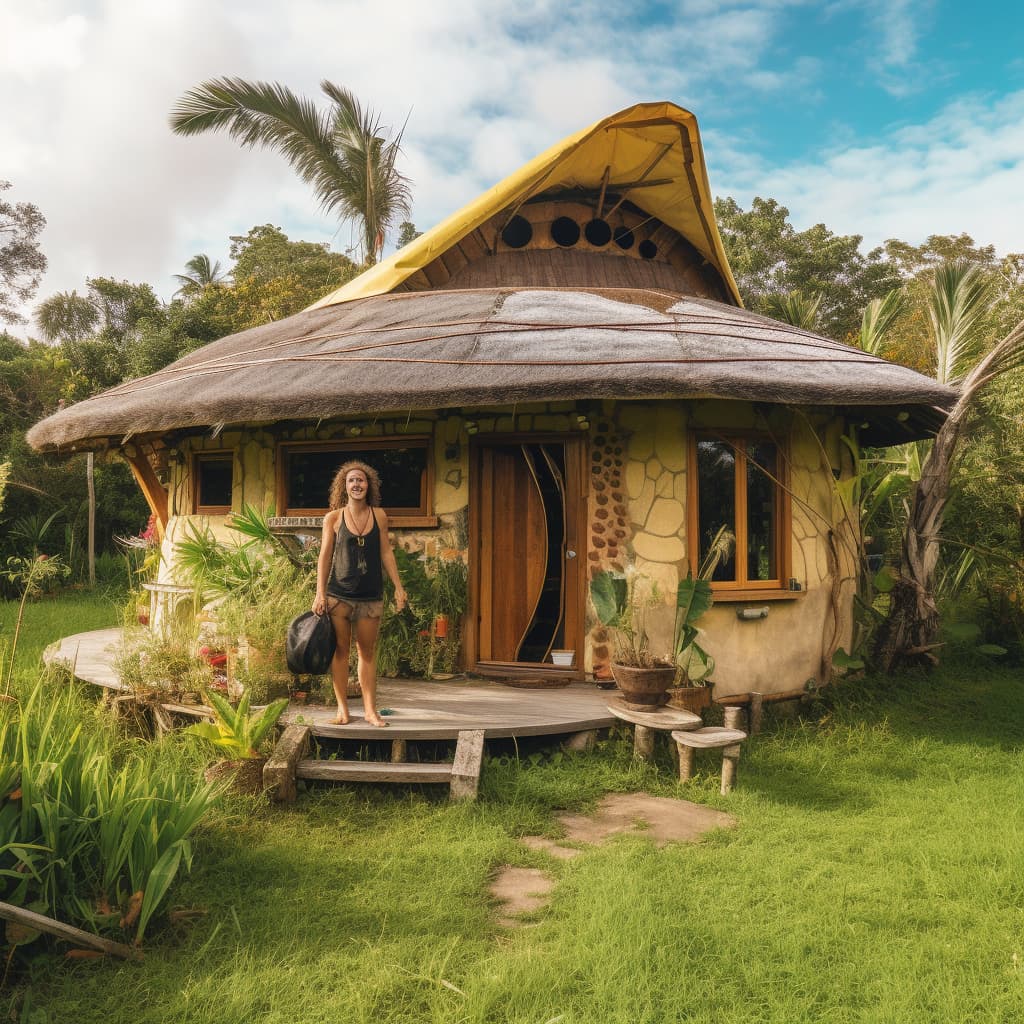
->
<box><xmin>670</xmin><ymin>707</ymin><xmax>747</xmax><ymax>795</ymax></box>
<box><xmin>606</xmin><ymin>702</ymin><xmax>702</xmax><ymax>762</ymax></box>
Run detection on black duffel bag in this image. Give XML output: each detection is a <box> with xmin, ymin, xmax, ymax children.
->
<box><xmin>286</xmin><ymin>611</ymin><xmax>337</xmax><ymax>675</ymax></box>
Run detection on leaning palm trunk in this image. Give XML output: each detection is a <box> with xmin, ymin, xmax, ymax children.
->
<box><xmin>875</xmin><ymin>317</ymin><xmax>1024</xmax><ymax>671</ymax></box>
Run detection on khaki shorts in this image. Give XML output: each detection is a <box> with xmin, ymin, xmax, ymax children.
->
<box><xmin>327</xmin><ymin>596</ymin><xmax>384</xmax><ymax>622</ymax></box>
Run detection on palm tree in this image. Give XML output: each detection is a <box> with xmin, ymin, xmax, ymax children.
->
<box><xmin>761</xmin><ymin>290</ymin><xmax>822</xmax><ymax>331</ymax></box>
<box><xmin>874</xmin><ymin>262</ymin><xmax>1024</xmax><ymax>671</ymax></box>
<box><xmin>170</xmin><ymin>78</ymin><xmax>412</xmax><ymax>265</ymax></box>
<box><xmin>173</xmin><ymin>254</ymin><xmax>227</xmax><ymax>298</ymax></box>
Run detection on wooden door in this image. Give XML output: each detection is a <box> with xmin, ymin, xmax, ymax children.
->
<box><xmin>472</xmin><ymin>438</ymin><xmax>583</xmax><ymax>670</ymax></box>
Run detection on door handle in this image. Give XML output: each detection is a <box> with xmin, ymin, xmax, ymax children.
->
<box><xmin>565</xmin><ymin>549</ymin><xmax>577</xmax><ymax>559</ymax></box>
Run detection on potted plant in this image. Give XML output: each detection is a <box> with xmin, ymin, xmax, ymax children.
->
<box><xmin>667</xmin><ymin>574</ymin><xmax>716</xmax><ymax>713</ymax></box>
<box><xmin>590</xmin><ymin>568</ymin><xmax>676</xmax><ymax>706</ymax></box>
<box><xmin>186</xmin><ymin>690</ymin><xmax>289</xmax><ymax>795</ymax></box>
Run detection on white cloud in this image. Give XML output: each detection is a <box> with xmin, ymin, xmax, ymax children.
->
<box><xmin>1</xmin><ymin>0</ymin><xmax>1019</xmax><ymax>338</ymax></box>
<box><xmin>714</xmin><ymin>90</ymin><xmax>1024</xmax><ymax>254</ymax></box>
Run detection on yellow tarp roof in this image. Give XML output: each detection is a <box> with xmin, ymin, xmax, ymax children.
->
<box><xmin>311</xmin><ymin>101</ymin><xmax>742</xmax><ymax>309</ymax></box>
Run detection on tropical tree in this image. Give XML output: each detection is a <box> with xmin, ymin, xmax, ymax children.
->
<box><xmin>173</xmin><ymin>254</ymin><xmax>227</xmax><ymax>298</ymax></box>
<box><xmin>873</xmin><ymin>259</ymin><xmax>1024</xmax><ymax>671</ymax></box>
<box><xmin>35</xmin><ymin>290</ymin><xmax>100</xmax><ymax>343</ymax></box>
<box><xmin>169</xmin><ymin>78</ymin><xmax>412</xmax><ymax>265</ymax></box>
<box><xmin>0</xmin><ymin>181</ymin><xmax>47</xmax><ymax>325</ymax></box>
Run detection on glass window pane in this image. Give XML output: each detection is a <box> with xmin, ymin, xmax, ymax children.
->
<box><xmin>696</xmin><ymin>440</ymin><xmax>736</xmax><ymax>582</ymax></box>
<box><xmin>287</xmin><ymin>446</ymin><xmax>426</xmax><ymax>511</ymax></box>
<box><xmin>197</xmin><ymin>456</ymin><xmax>232</xmax><ymax>509</ymax></box>
<box><xmin>746</xmin><ymin>441</ymin><xmax>778</xmax><ymax>581</ymax></box>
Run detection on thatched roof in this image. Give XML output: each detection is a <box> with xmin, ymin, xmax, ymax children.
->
<box><xmin>28</xmin><ymin>286</ymin><xmax>956</xmax><ymax>450</ymax></box>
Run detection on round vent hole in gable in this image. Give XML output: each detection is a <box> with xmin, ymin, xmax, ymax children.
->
<box><xmin>501</xmin><ymin>215</ymin><xmax>533</xmax><ymax>249</ymax></box>
<box><xmin>550</xmin><ymin>217</ymin><xmax>581</xmax><ymax>247</ymax></box>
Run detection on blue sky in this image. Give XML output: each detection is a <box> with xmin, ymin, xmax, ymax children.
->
<box><xmin>2</xmin><ymin>0</ymin><xmax>1023</xmax><ymax>330</ymax></box>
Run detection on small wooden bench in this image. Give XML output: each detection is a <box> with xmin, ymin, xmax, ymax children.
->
<box><xmin>605</xmin><ymin>702</ymin><xmax>702</xmax><ymax>762</ymax></box>
<box><xmin>671</xmin><ymin>707</ymin><xmax>747</xmax><ymax>795</ymax></box>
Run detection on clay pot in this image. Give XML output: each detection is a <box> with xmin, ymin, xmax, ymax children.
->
<box><xmin>609</xmin><ymin>663</ymin><xmax>676</xmax><ymax>707</ymax></box>
<box><xmin>667</xmin><ymin>684</ymin><xmax>714</xmax><ymax>714</ymax></box>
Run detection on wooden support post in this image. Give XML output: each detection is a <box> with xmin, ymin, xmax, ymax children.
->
<box><xmin>677</xmin><ymin>743</ymin><xmax>695</xmax><ymax>782</ymax></box>
<box><xmin>721</xmin><ymin>744</ymin><xmax>741</xmax><ymax>795</ymax></box>
<box><xmin>264</xmin><ymin>724</ymin><xmax>310</xmax><ymax>803</ymax></box>
<box><xmin>749</xmin><ymin>692</ymin><xmax>764</xmax><ymax>735</ymax></box>
<box><xmin>563</xmin><ymin>729</ymin><xmax>596</xmax><ymax>753</ymax></box>
<box><xmin>150</xmin><ymin>703</ymin><xmax>173</xmax><ymax>738</ymax></box>
<box><xmin>450</xmin><ymin>729</ymin><xmax>485</xmax><ymax>801</ymax></box>
<box><xmin>723</xmin><ymin>706</ymin><xmax>744</xmax><ymax>730</ymax></box>
<box><xmin>391</xmin><ymin>738</ymin><xmax>407</xmax><ymax>763</ymax></box>
<box><xmin>633</xmin><ymin>725</ymin><xmax>656</xmax><ymax>762</ymax></box>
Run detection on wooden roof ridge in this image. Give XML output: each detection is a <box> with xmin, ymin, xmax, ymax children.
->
<box><xmin>307</xmin><ymin>102</ymin><xmax>743</xmax><ymax>310</ymax></box>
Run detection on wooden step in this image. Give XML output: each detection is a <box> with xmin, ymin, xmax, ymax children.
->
<box><xmin>295</xmin><ymin>759</ymin><xmax>453</xmax><ymax>784</ymax></box>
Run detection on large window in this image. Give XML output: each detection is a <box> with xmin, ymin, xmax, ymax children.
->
<box><xmin>687</xmin><ymin>435</ymin><xmax>789</xmax><ymax>594</ymax></box>
<box><xmin>193</xmin><ymin>452</ymin><xmax>234</xmax><ymax>514</ymax></box>
<box><xmin>278</xmin><ymin>438</ymin><xmax>434</xmax><ymax>524</ymax></box>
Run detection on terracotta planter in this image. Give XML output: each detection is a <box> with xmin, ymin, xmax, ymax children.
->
<box><xmin>667</xmin><ymin>684</ymin><xmax>714</xmax><ymax>714</ymax></box>
<box><xmin>609</xmin><ymin>663</ymin><xmax>676</xmax><ymax>707</ymax></box>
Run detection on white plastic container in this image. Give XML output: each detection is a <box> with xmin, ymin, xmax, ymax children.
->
<box><xmin>550</xmin><ymin>650</ymin><xmax>575</xmax><ymax>667</ymax></box>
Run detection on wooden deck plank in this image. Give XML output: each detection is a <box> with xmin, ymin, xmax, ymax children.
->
<box><xmin>47</xmin><ymin>627</ymin><xmax>619</xmax><ymax>742</ymax></box>
<box><xmin>296</xmin><ymin>760</ymin><xmax>453</xmax><ymax>783</ymax></box>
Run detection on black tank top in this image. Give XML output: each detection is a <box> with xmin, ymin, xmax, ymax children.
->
<box><xmin>327</xmin><ymin>508</ymin><xmax>383</xmax><ymax>600</ymax></box>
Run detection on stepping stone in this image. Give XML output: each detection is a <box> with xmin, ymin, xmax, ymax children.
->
<box><xmin>490</xmin><ymin>867</ymin><xmax>556</xmax><ymax>927</ymax></box>
<box><xmin>520</xmin><ymin>836</ymin><xmax>581</xmax><ymax>860</ymax></box>
<box><xmin>556</xmin><ymin>792</ymin><xmax>735</xmax><ymax>847</ymax></box>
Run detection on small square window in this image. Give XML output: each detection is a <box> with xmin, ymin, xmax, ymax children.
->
<box><xmin>193</xmin><ymin>453</ymin><xmax>233</xmax><ymax>514</ymax></box>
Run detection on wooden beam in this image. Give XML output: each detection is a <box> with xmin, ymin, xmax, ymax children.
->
<box><xmin>265</xmin><ymin>724</ymin><xmax>310</xmax><ymax>803</ymax></box>
<box><xmin>123</xmin><ymin>450</ymin><xmax>168</xmax><ymax>536</ymax></box>
<box><xmin>0</xmin><ymin>900</ymin><xmax>141</xmax><ymax>960</ymax></box>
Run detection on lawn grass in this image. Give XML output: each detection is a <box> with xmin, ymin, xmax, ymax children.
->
<box><xmin>5</xmin><ymin>594</ymin><xmax>1024</xmax><ymax>1023</ymax></box>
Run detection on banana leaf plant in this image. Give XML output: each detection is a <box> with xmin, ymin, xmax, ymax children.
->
<box><xmin>187</xmin><ymin>690</ymin><xmax>288</xmax><ymax>759</ymax></box>
<box><xmin>673</xmin><ymin>575</ymin><xmax>715</xmax><ymax>686</ymax></box>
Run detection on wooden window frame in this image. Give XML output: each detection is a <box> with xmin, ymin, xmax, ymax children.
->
<box><xmin>276</xmin><ymin>437</ymin><xmax>437</xmax><ymax>528</ymax></box>
<box><xmin>192</xmin><ymin>450</ymin><xmax>234</xmax><ymax>515</ymax></box>
<box><xmin>686</xmin><ymin>432</ymin><xmax>795</xmax><ymax>601</ymax></box>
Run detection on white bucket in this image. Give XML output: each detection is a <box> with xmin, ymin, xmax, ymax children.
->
<box><xmin>550</xmin><ymin>650</ymin><xmax>575</xmax><ymax>667</ymax></box>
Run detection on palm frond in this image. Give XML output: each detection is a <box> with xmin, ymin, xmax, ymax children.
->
<box><xmin>169</xmin><ymin>77</ymin><xmax>345</xmax><ymax>215</ymax></box>
<box><xmin>761</xmin><ymin>290</ymin><xmax>822</xmax><ymax>331</ymax></box>
<box><xmin>928</xmin><ymin>260</ymin><xmax>991</xmax><ymax>386</ymax></box>
<box><xmin>858</xmin><ymin>287</ymin><xmax>904</xmax><ymax>355</ymax></box>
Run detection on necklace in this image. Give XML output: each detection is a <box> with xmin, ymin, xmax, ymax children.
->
<box><xmin>347</xmin><ymin>506</ymin><xmax>373</xmax><ymax>574</ymax></box>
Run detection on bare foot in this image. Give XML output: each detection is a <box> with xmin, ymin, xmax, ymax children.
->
<box><xmin>365</xmin><ymin>713</ymin><xmax>389</xmax><ymax>728</ymax></box>
<box><xmin>331</xmin><ymin>710</ymin><xmax>351</xmax><ymax>725</ymax></box>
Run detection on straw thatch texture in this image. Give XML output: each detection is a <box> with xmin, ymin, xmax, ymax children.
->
<box><xmin>28</xmin><ymin>287</ymin><xmax>956</xmax><ymax>451</ymax></box>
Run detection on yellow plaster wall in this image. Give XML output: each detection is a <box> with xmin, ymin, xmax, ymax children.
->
<box><xmin>594</xmin><ymin>399</ymin><xmax>855</xmax><ymax>698</ymax></box>
<box><xmin>154</xmin><ymin>400</ymin><xmax>856</xmax><ymax>696</ymax></box>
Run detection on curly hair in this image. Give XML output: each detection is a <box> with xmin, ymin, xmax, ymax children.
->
<box><xmin>328</xmin><ymin>460</ymin><xmax>383</xmax><ymax>509</ymax></box>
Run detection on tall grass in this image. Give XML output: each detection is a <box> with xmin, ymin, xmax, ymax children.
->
<box><xmin>0</xmin><ymin>592</ymin><xmax>218</xmax><ymax>949</ymax></box>
<box><xmin>7</xmin><ymin>593</ymin><xmax>1024</xmax><ymax>1022</ymax></box>
<box><xmin>0</xmin><ymin>680</ymin><xmax>218</xmax><ymax>943</ymax></box>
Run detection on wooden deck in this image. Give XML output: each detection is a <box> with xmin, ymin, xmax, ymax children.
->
<box><xmin>44</xmin><ymin>628</ymin><xmax>617</xmax><ymax>741</ymax></box>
